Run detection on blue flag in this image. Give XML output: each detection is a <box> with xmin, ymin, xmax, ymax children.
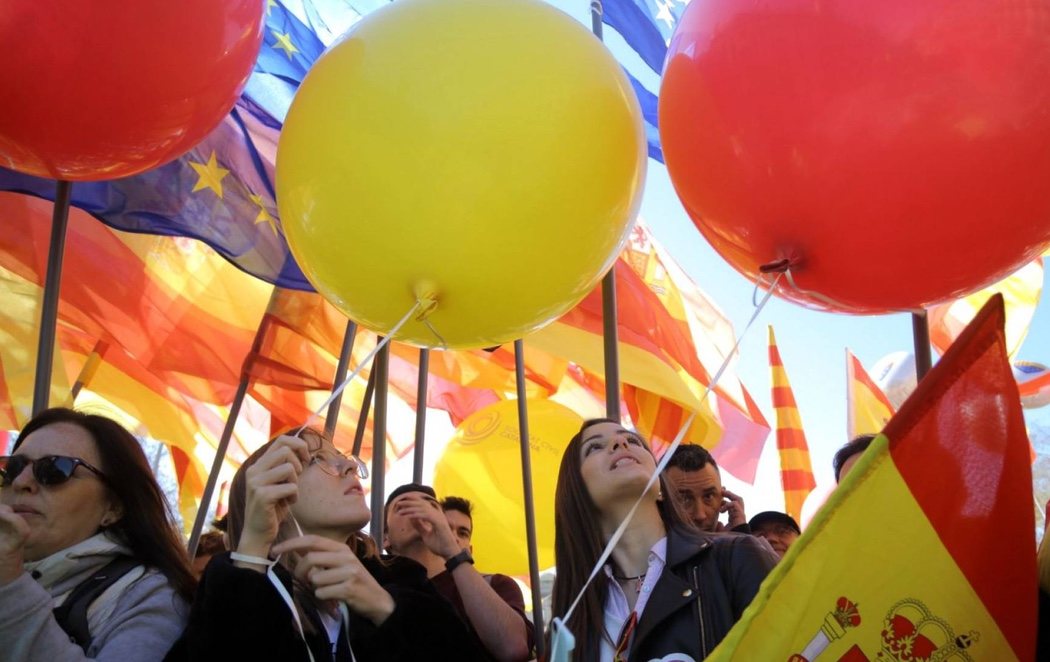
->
<box><xmin>602</xmin><ymin>0</ymin><xmax>690</xmax><ymax>162</ymax></box>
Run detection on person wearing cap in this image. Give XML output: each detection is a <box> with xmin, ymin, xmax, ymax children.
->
<box><xmin>384</xmin><ymin>484</ymin><xmax>532</xmax><ymax>662</ymax></box>
<box><xmin>748</xmin><ymin>511</ymin><xmax>801</xmax><ymax>558</ymax></box>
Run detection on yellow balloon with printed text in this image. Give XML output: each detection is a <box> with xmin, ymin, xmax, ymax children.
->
<box><xmin>433</xmin><ymin>398</ymin><xmax>583</xmax><ymax>576</ymax></box>
<box><xmin>276</xmin><ymin>0</ymin><xmax>646</xmax><ymax>349</ymax></box>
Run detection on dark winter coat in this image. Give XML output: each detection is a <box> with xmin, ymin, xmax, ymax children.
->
<box><xmin>625</xmin><ymin>527</ymin><xmax>777</xmax><ymax>661</ymax></box>
<box><xmin>164</xmin><ymin>552</ymin><xmax>485</xmax><ymax>662</ymax></box>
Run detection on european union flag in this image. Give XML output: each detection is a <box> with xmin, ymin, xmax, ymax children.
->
<box><xmin>601</xmin><ymin>0</ymin><xmax>690</xmax><ymax>162</ymax></box>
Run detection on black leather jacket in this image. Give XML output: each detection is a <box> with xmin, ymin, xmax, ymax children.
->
<box><xmin>626</xmin><ymin>526</ymin><xmax>778</xmax><ymax>661</ymax></box>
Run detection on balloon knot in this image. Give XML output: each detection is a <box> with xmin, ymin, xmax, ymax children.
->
<box><xmin>413</xmin><ymin>281</ymin><xmax>440</xmax><ymax>321</ymax></box>
<box><xmin>759</xmin><ymin>258</ymin><xmax>792</xmax><ymax>274</ymax></box>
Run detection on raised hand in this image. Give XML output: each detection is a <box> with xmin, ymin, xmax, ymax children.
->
<box><xmin>721</xmin><ymin>488</ymin><xmax>747</xmax><ymax>530</ymax></box>
<box><xmin>237</xmin><ymin>435</ymin><xmax>310</xmax><ymax>561</ymax></box>
<box><xmin>0</xmin><ymin>505</ymin><xmax>30</xmax><ymax>585</ymax></box>
<box><xmin>390</xmin><ymin>492</ymin><xmax>460</xmax><ymax>559</ymax></box>
<box><xmin>272</xmin><ymin>535</ymin><xmax>395</xmax><ymax>626</ymax></box>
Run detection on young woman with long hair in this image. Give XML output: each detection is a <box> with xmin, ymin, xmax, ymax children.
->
<box><xmin>550</xmin><ymin>419</ymin><xmax>777</xmax><ymax>661</ymax></box>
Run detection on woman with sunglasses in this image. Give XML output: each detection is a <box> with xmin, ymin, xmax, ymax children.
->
<box><xmin>167</xmin><ymin>428</ymin><xmax>482</xmax><ymax>661</ymax></box>
<box><xmin>0</xmin><ymin>408</ymin><xmax>196</xmax><ymax>660</ymax></box>
<box><xmin>549</xmin><ymin>419</ymin><xmax>778</xmax><ymax>661</ymax></box>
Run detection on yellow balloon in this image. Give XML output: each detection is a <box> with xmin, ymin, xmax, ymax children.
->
<box><xmin>276</xmin><ymin>0</ymin><xmax>645</xmax><ymax>349</ymax></box>
<box><xmin>432</xmin><ymin>398</ymin><xmax>583</xmax><ymax>576</ymax></box>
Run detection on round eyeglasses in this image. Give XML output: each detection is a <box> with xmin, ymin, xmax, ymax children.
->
<box><xmin>307</xmin><ymin>451</ymin><xmax>369</xmax><ymax>479</ymax></box>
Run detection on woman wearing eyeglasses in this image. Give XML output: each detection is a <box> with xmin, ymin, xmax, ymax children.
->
<box><xmin>167</xmin><ymin>428</ymin><xmax>482</xmax><ymax>661</ymax></box>
<box><xmin>0</xmin><ymin>408</ymin><xmax>196</xmax><ymax>660</ymax></box>
<box><xmin>549</xmin><ymin>419</ymin><xmax>778</xmax><ymax>662</ymax></box>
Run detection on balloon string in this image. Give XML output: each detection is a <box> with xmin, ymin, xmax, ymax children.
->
<box><xmin>756</xmin><ymin>261</ymin><xmax>924</xmax><ymax>315</ymax></box>
<box><xmin>294</xmin><ymin>302</ymin><xmax>422</xmax><ymax>436</ymax></box>
<box><xmin>421</xmin><ymin>317</ymin><xmax>448</xmax><ymax>350</ymax></box>
<box><xmin>561</xmin><ymin>271</ymin><xmax>781</xmax><ymax>624</ymax></box>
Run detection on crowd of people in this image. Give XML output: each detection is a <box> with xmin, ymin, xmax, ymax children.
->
<box><xmin>0</xmin><ymin>408</ymin><xmax>1042</xmax><ymax>660</ymax></box>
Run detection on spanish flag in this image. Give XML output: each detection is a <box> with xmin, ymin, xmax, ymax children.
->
<box><xmin>768</xmin><ymin>326</ymin><xmax>816</xmax><ymax>522</ymax></box>
<box><xmin>845</xmin><ymin>349</ymin><xmax>895</xmax><ymax>438</ymax></box>
<box><xmin>713</xmin><ymin>295</ymin><xmax>1037</xmax><ymax>661</ymax></box>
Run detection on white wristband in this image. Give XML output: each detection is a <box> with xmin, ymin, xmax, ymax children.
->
<box><xmin>230</xmin><ymin>551</ymin><xmax>277</xmax><ymax>568</ymax></box>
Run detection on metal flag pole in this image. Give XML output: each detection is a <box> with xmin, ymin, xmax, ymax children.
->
<box><xmin>912</xmin><ymin>310</ymin><xmax>933</xmax><ymax>380</ymax></box>
<box><xmin>514</xmin><ymin>339</ymin><xmax>546</xmax><ymax>657</ymax></box>
<box><xmin>412</xmin><ymin>348</ymin><xmax>430</xmax><ymax>483</ymax></box>
<box><xmin>187</xmin><ymin>287</ymin><xmax>281</xmax><ymax>556</ymax></box>
<box><xmin>325</xmin><ymin>321</ymin><xmax>358</xmax><ymax>438</ymax></box>
<box><xmin>352</xmin><ymin>357</ymin><xmax>378</xmax><ymax>457</ymax></box>
<box><xmin>32</xmin><ymin>180</ymin><xmax>73</xmax><ymax>416</ymax></box>
<box><xmin>68</xmin><ymin>340</ymin><xmax>109</xmax><ymax>404</ymax></box>
<box><xmin>589</xmin><ymin>0</ymin><xmax>622</xmax><ymax>420</ymax></box>
<box><xmin>368</xmin><ymin>341</ymin><xmax>391</xmax><ymax>543</ymax></box>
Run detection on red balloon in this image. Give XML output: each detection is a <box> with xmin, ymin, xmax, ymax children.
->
<box><xmin>0</xmin><ymin>0</ymin><xmax>264</xmax><ymax>181</ymax></box>
<box><xmin>660</xmin><ymin>0</ymin><xmax>1050</xmax><ymax>313</ymax></box>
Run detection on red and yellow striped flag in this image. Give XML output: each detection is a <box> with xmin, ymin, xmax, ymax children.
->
<box><xmin>716</xmin><ymin>296</ymin><xmax>1037</xmax><ymax>661</ymax></box>
<box><xmin>845</xmin><ymin>349</ymin><xmax>895</xmax><ymax>438</ymax></box>
<box><xmin>768</xmin><ymin>326</ymin><xmax>816</xmax><ymax>521</ymax></box>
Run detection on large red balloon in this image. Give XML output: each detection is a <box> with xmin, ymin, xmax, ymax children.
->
<box><xmin>660</xmin><ymin>0</ymin><xmax>1050</xmax><ymax>313</ymax></box>
<box><xmin>0</xmin><ymin>0</ymin><xmax>264</xmax><ymax>181</ymax></box>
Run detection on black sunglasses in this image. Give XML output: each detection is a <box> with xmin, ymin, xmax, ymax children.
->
<box><xmin>0</xmin><ymin>455</ymin><xmax>107</xmax><ymax>488</ymax></box>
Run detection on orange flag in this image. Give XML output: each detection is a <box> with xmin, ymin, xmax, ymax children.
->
<box><xmin>845</xmin><ymin>349</ymin><xmax>895</xmax><ymax>438</ymax></box>
<box><xmin>768</xmin><ymin>326</ymin><xmax>816</xmax><ymax>521</ymax></box>
<box><xmin>715</xmin><ymin>295</ymin><xmax>1037</xmax><ymax>661</ymax></box>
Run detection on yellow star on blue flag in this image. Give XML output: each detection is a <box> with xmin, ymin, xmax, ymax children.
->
<box><xmin>250</xmin><ymin>193</ymin><xmax>278</xmax><ymax>235</ymax></box>
<box><xmin>271</xmin><ymin>30</ymin><xmax>299</xmax><ymax>59</ymax></box>
<box><xmin>189</xmin><ymin>152</ymin><xmax>230</xmax><ymax>198</ymax></box>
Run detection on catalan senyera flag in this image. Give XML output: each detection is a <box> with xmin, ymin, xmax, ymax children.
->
<box><xmin>845</xmin><ymin>349</ymin><xmax>895</xmax><ymax>438</ymax></box>
<box><xmin>715</xmin><ymin>295</ymin><xmax>1036</xmax><ymax>661</ymax></box>
<box><xmin>768</xmin><ymin>326</ymin><xmax>816</xmax><ymax>522</ymax></box>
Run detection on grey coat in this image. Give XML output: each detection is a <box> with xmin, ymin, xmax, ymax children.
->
<box><xmin>0</xmin><ymin>533</ymin><xmax>187</xmax><ymax>661</ymax></box>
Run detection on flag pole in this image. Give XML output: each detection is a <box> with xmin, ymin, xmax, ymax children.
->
<box><xmin>590</xmin><ymin>0</ymin><xmax>622</xmax><ymax>420</ymax></box>
<box><xmin>325</xmin><ymin>321</ymin><xmax>358</xmax><ymax>438</ymax></box>
<box><xmin>412</xmin><ymin>348</ymin><xmax>430</xmax><ymax>483</ymax></box>
<box><xmin>68</xmin><ymin>340</ymin><xmax>110</xmax><ymax>404</ymax></box>
<box><xmin>351</xmin><ymin>355</ymin><xmax>378</xmax><ymax>457</ymax></box>
<box><xmin>368</xmin><ymin>341</ymin><xmax>391</xmax><ymax>543</ymax></box>
<box><xmin>912</xmin><ymin>310</ymin><xmax>932</xmax><ymax>380</ymax></box>
<box><xmin>514</xmin><ymin>339</ymin><xmax>546</xmax><ymax>657</ymax></box>
<box><xmin>32</xmin><ymin>180</ymin><xmax>73</xmax><ymax>416</ymax></box>
<box><xmin>188</xmin><ymin>287</ymin><xmax>281</xmax><ymax>556</ymax></box>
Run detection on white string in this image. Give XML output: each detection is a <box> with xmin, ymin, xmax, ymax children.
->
<box><xmin>294</xmin><ymin>302</ymin><xmax>422</xmax><ymax>436</ymax></box>
<box><xmin>561</xmin><ymin>272</ymin><xmax>782</xmax><ymax>624</ymax></box>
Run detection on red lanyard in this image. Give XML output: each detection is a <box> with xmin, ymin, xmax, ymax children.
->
<box><xmin>613</xmin><ymin>611</ymin><xmax>639</xmax><ymax>662</ymax></box>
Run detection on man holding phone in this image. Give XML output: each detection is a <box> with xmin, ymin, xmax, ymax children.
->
<box><xmin>663</xmin><ymin>444</ymin><xmax>750</xmax><ymax>533</ymax></box>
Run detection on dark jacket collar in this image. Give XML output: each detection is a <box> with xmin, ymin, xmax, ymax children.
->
<box><xmin>665</xmin><ymin>525</ymin><xmax>715</xmax><ymax>566</ymax></box>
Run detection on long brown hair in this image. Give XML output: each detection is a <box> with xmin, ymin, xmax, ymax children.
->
<box><xmin>225</xmin><ymin>428</ymin><xmax>377</xmax><ymax>628</ymax></box>
<box><xmin>548</xmin><ymin>418</ymin><xmax>689</xmax><ymax>660</ymax></box>
<box><xmin>13</xmin><ymin>408</ymin><xmax>197</xmax><ymax>601</ymax></box>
